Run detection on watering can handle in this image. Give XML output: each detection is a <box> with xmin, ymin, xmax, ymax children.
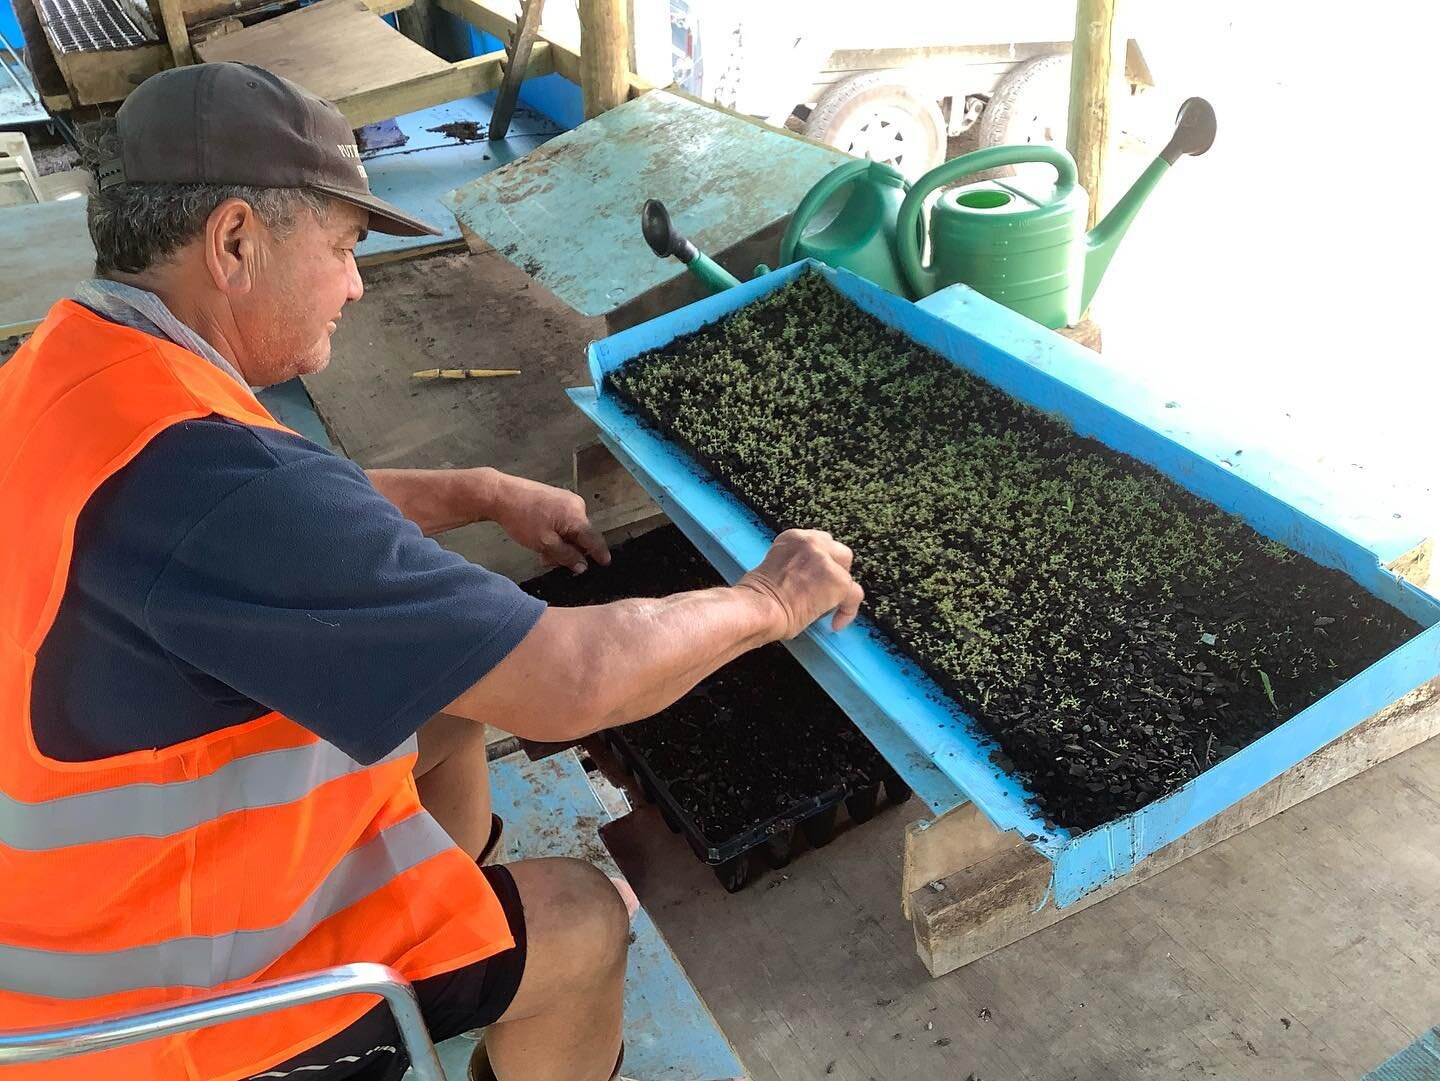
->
<box><xmin>780</xmin><ymin>159</ymin><xmax>908</xmax><ymax>265</ymax></box>
<box><xmin>895</xmin><ymin>144</ymin><xmax>1078</xmax><ymax>298</ymax></box>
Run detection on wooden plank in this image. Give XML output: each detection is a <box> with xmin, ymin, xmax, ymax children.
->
<box><xmin>393</xmin><ymin>0</ymin><xmax>434</xmax><ymax>49</ymax></box>
<box><xmin>437</xmin><ymin>0</ymin><xmax>585</xmax><ymax>83</ymax></box>
<box><xmin>1387</xmin><ymin>538</ymin><xmax>1435</xmax><ymax>596</ymax></box>
<box><xmin>578</xmin><ymin>0</ymin><xmax>627</xmax><ymax>118</ymax></box>
<box><xmin>444</xmin><ymin>90</ymin><xmax>848</xmax><ymax>318</ymax></box>
<box><xmin>488</xmin><ymin>0</ymin><xmax>545</xmax><ymax>140</ymax></box>
<box><xmin>181</xmin><ymin>0</ymin><xmax>408</xmax><ymax>31</ymax></box>
<box><xmin>12</xmin><ymin>0</ymin><xmax>69</xmax><ymax>100</ymax></box>
<box><xmin>330</xmin><ymin>48</ymin><xmax>519</xmax><ymax>128</ymax></box>
<box><xmin>433</xmin><ymin>0</ymin><xmax>512</xmax><ymax>39</ymax></box>
<box><xmin>195</xmin><ymin>0</ymin><xmax>450</xmax><ymax>107</ymax></box>
<box><xmin>910</xmin><ymin>676</ymin><xmax>1440</xmax><ymax>977</ymax></box>
<box><xmin>1066</xmin><ymin>0</ymin><xmax>1121</xmax><ymax>230</ymax></box>
<box><xmin>49</xmin><ymin>42</ymin><xmax>169</xmax><ymax>105</ymax></box>
<box><xmin>195</xmin><ymin>1</ymin><xmax>547</xmax><ymax>127</ymax></box>
<box><xmin>156</xmin><ymin>0</ymin><xmax>193</xmax><ymax>64</ymax></box>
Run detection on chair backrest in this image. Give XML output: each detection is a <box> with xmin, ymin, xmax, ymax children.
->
<box><xmin>0</xmin><ymin>962</ymin><xmax>445</xmax><ymax>1081</ymax></box>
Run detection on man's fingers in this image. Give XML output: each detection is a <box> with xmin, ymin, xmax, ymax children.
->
<box><xmin>827</xmin><ymin>539</ymin><xmax>854</xmax><ymax>571</ymax></box>
<box><xmin>540</xmin><ymin>531</ymin><xmax>590</xmax><ymax>573</ymax></box>
<box><xmin>571</xmin><ymin>521</ymin><xmax>612</xmax><ymax>566</ymax></box>
<box><xmin>831</xmin><ymin>581</ymin><xmax>864</xmax><ymax>632</ymax></box>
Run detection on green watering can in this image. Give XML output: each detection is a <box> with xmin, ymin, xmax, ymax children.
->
<box><xmin>777</xmin><ymin>158</ymin><xmax>914</xmax><ymax>297</ymax></box>
<box><xmin>895</xmin><ymin>96</ymin><xmax>1217</xmax><ymax>328</ymax></box>
<box><xmin>639</xmin><ymin>158</ymin><xmax>914</xmax><ymax>297</ymax></box>
<box><xmin>639</xmin><ymin>97</ymin><xmax>1214</xmax><ymax>328</ymax></box>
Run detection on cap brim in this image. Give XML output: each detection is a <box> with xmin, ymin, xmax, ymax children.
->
<box><xmin>311</xmin><ymin>184</ymin><xmax>443</xmax><ymax>238</ymax></box>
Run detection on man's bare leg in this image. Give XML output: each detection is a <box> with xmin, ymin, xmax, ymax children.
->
<box><xmin>481</xmin><ymin>857</ymin><xmax>629</xmax><ymax>1081</ymax></box>
<box><xmin>414</xmin><ymin>712</ymin><xmax>494</xmax><ymax>858</ymax></box>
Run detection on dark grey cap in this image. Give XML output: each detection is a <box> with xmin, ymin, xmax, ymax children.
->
<box><xmin>99</xmin><ymin>62</ymin><xmax>440</xmax><ymax>237</ymax></box>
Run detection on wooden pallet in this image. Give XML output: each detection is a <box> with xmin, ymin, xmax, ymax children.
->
<box><xmin>905</xmin><ymin>674</ymin><xmax>1440</xmax><ymax>977</ymax></box>
<box><xmin>191</xmin><ymin>0</ymin><xmax>558</xmax><ymax>127</ymax></box>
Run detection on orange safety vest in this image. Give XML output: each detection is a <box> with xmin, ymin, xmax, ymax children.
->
<box><xmin>0</xmin><ymin>302</ymin><xmax>513</xmax><ymax>1080</ymax></box>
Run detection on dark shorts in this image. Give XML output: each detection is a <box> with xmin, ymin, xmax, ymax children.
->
<box><xmin>246</xmin><ymin>865</ymin><xmax>527</xmax><ymax>1081</ymax></box>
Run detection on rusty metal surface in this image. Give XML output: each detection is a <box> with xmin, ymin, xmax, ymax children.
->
<box><xmin>442</xmin><ymin>89</ymin><xmax>850</xmax><ymax>316</ymax></box>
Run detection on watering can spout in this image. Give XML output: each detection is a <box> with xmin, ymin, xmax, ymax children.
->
<box><xmin>1081</xmin><ymin>96</ymin><xmax>1216</xmax><ymax>311</ymax></box>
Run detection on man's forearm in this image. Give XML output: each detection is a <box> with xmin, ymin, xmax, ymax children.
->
<box><xmin>448</xmin><ymin>584</ymin><xmax>784</xmax><ymax>742</ymax></box>
<box><xmin>579</xmin><ymin>587</ymin><xmax>782</xmax><ymax>733</ymax></box>
<box><xmin>367</xmin><ymin>467</ymin><xmax>501</xmax><ymax>536</ymax></box>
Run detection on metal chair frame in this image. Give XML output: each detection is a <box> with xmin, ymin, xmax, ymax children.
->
<box><xmin>0</xmin><ymin>962</ymin><xmax>446</xmax><ymax>1081</ymax></box>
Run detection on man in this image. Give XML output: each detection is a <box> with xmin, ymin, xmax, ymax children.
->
<box><xmin>0</xmin><ymin>63</ymin><xmax>862</xmax><ymax>1081</ymax></box>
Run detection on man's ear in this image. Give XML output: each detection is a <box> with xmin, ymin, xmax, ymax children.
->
<box><xmin>203</xmin><ymin>198</ymin><xmax>263</xmax><ymax>296</ymax></box>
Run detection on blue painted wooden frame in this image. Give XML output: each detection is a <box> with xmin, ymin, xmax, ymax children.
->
<box><xmin>567</xmin><ymin>260</ymin><xmax>1440</xmax><ymax>907</ymax></box>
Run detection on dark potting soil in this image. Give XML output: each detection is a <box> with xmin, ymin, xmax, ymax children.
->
<box><xmin>427</xmin><ymin>120</ymin><xmax>488</xmax><ymax>143</ymax></box>
<box><xmin>524</xmin><ymin>526</ymin><xmax>890</xmax><ymax>842</ymax></box>
<box><xmin>605</xmin><ymin>272</ymin><xmax>1422</xmax><ymax>832</ymax></box>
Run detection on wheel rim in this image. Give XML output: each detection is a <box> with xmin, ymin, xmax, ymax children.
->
<box><xmin>835</xmin><ymin>104</ymin><xmax>931</xmax><ymax>174</ymax></box>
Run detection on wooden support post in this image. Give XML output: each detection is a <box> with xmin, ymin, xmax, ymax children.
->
<box><xmin>395</xmin><ymin>0</ymin><xmax>436</xmax><ymax>53</ymax></box>
<box><xmin>157</xmin><ymin>0</ymin><xmax>193</xmax><ymax>65</ymax></box>
<box><xmin>1066</xmin><ymin>0</ymin><xmax>1121</xmax><ymax>229</ymax></box>
<box><xmin>578</xmin><ymin>0</ymin><xmax>628</xmax><ymax>119</ymax></box>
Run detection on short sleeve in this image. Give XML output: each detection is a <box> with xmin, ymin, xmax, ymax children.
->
<box><xmin>144</xmin><ymin>446</ymin><xmax>545</xmax><ymax>763</ymax></box>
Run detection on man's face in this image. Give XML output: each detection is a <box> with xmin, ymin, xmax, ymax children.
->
<box><xmin>234</xmin><ymin>200</ymin><xmax>368</xmax><ymax>386</ymax></box>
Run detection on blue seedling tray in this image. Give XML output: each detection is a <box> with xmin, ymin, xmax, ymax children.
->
<box><xmin>567</xmin><ymin>260</ymin><xmax>1440</xmax><ymax>907</ymax></box>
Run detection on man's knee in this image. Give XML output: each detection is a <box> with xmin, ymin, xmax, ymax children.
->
<box><xmin>515</xmin><ymin>857</ymin><xmax>629</xmax><ymax>973</ymax></box>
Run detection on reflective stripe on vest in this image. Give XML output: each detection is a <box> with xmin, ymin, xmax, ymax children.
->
<box><xmin>0</xmin><ymin>737</ymin><xmax>416</xmax><ymax>851</ymax></box>
<box><xmin>0</xmin><ymin>808</ymin><xmax>453</xmax><ymax>999</ymax></box>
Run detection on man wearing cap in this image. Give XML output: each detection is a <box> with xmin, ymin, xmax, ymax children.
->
<box><xmin>0</xmin><ymin>63</ymin><xmax>863</xmax><ymax>1081</ymax></box>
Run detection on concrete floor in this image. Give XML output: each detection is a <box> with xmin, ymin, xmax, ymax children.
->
<box><xmin>601</xmin><ymin>733</ymin><xmax>1439</xmax><ymax>1081</ymax></box>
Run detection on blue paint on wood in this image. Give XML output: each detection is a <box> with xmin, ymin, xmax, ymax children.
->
<box><xmin>355</xmin><ymin>95</ymin><xmax>562</xmax><ymax>264</ymax></box>
<box><xmin>1363</xmin><ymin>1028</ymin><xmax>1440</xmax><ymax>1081</ymax></box>
<box><xmin>459</xmin><ymin>750</ymin><xmax>744</xmax><ymax>1081</ymax></box>
<box><xmin>569</xmin><ymin>259</ymin><xmax>1440</xmax><ymax>907</ymax></box>
<box><xmin>0</xmin><ymin>3</ymin><xmax>23</xmax><ymax>51</ymax></box>
<box><xmin>443</xmin><ymin>90</ymin><xmax>850</xmax><ymax>316</ymax></box>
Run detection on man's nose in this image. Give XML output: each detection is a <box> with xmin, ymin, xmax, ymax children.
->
<box><xmin>346</xmin><ymin>254</ymin><xmax>364</xmax><ymax>302</ymax></box>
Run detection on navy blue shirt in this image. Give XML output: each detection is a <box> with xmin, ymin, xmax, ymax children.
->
<box><xmin>31</xmin><ymin>417</ymin><xmax>545</xmax><ymax>764</ymax></box>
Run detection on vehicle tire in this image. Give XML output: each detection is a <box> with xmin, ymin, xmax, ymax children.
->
<box><xmin>975</xmin><ymin>53</ymin><xmax>1070</xmax><ymax>176</ymax></box>
<box><xmin>805</xmin><ymin>70</ymin><xmax>946</xmax><ymax>179</ymax></box>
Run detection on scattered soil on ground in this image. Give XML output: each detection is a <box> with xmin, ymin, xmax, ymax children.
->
<box><xmin>427</xmin><ymin>120</ymin><xmax>488</xmax><ymax>143</ymax></box>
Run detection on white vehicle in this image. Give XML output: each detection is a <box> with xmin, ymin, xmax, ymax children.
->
<box><xmin>664</xmin><ymin>0</ymin><xmax>1154</xmax><ymax>177</ymax></box>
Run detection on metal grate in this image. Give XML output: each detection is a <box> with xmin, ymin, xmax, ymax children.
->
<box><xmin>41</xmin><ymin>0</ymin><xmax>155</xmax><ymax>53</ymax></box>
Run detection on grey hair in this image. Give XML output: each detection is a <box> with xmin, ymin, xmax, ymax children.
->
<box><xmin>78</xmin><ymin>118</ymin><xmax>333</xmax><ymax>275</ymax></box>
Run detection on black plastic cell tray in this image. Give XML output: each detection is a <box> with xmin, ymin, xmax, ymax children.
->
<box><xmin>603</xmin><ymin>725</ymin><xmax>910</xmax><ymax>892</ymax></box>
<box><xmin>523</xmin><ymin>524</ymin><xmax>911</xmax><ymax>892</ymax></box>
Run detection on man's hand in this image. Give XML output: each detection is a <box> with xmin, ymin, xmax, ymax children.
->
<box><xmin>737</xmin><ymin>529</ymin><xmax>864</xmax><ymax>638</ymax></box>
<box><xmin>488</xmin><ymin>472</ymin><xmax>611</xmax><ymax>573</ymax></box>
